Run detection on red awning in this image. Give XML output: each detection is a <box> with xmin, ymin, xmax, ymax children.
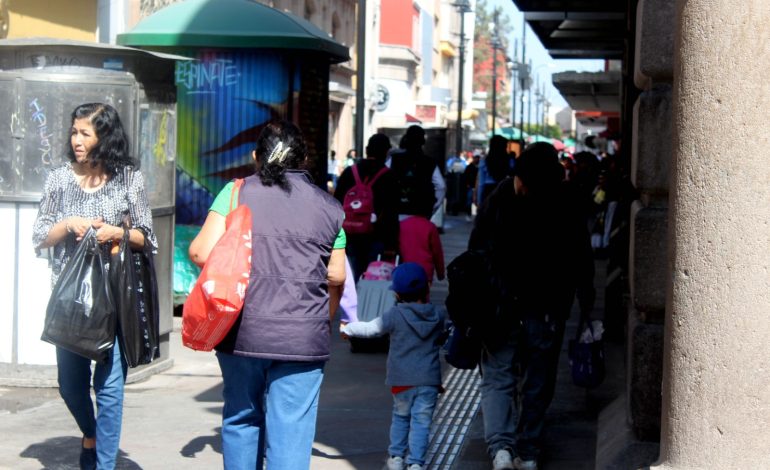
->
<box><xmin>405</xmin><ymin>113</ymin><xmax>422</xmax><ymax>123</ymax></box>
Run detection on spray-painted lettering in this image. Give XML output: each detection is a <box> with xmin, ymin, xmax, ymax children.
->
<box><xmin>175</xmin><ymin>59</ymin><xmax>240</xmax><ymax>94</ymax></box>
<box><xmin>28</xmin><ymin>54</ymin><xmax>82</xmax><ymax>68</ymax></box>
<box><xmin>29</xmin><ymin>98</ymin><xmax>54</xmax><ymax>165</ymax></box>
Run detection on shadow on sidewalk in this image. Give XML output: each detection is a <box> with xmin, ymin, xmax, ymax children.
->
<box><xmin>20</xmin><ymin>436</ymin><xmax>141</xmax><ymax>469</ymax></box>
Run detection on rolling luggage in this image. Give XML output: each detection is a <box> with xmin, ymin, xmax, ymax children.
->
<box><xmin>349</xmin><ymin>257</ymin><xmax>398</xmax><ymax>353</ymax></box>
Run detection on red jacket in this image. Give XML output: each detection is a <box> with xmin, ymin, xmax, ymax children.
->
<box><xmin>399</xmin><ymin>215</ymin><xmax>445</xmax><ymax>281</ymax></box>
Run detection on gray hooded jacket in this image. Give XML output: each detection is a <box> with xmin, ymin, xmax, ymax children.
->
<box><xmin>381</xmin><ymin>303</ymin><xmax>445</xmax><ymax>386</ymax></box>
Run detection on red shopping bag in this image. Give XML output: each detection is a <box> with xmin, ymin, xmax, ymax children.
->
<box><xmin>182</xmin><ymin>179</ymin><xmax>252</xmax><ymax>351</ymax></box>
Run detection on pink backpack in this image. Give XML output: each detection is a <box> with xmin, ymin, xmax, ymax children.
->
<box><xmin>342</xmin><ymin>165</ymin><xmax>388</xmax><ymax>235</ymax></box>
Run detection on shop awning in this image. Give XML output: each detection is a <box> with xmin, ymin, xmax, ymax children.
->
<box><xmin>116</xmin><ymin>0</ymin><xmax>350</xmax><ymax>63</ymax></box>
<box><xmin>489</xmin><ymin>126</ymin><xmax>529</xmax><ymax>140</ymax></box>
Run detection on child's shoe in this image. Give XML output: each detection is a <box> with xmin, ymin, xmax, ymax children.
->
<box><xmin>407</xmin><ymin>465</ymin><xmax>423</xmax><ymax>470</ymax></box>
<box><xmin>387</xmin><ymin>455</ymin><xmax>405</xmax><ymax>470</ymax></box>
<box><xmin>513</xmin><ymin>456</ymin><xmax>538</xmax><ymax>470</ymax></box>
<box><xmin>492</xmin><ymin>448</ymin><xmax>514</xmax><ymax>470</ymax></box>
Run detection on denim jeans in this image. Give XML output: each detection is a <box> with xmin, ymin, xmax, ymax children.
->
<box><xmin>480</xmin><ymin>314</ymin><xmax>566</xmax><ymax>461</ymax></box>
<box><xmin>216</xmin><ymin>353</ymin><xmax>325</xmax><ymax>470</ymax></box>
<box><xmin>388</xmin><ymin>386</ymin><xmax>439</xmax><ymax>465</ymax></box>
<box><xmin>56</xmin><ymin>339</ymin><xmax>127</xmax><ymax>470</ymax></box>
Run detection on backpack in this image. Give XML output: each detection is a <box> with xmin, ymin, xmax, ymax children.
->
<box><xmin>443</xmin><ymin>249</ymin><xmax>503</xmax><ymax>368</ymax></box>
<box><xmin>342</xmin><ymin>165</ymin><xmax>388</xmax><ymax>235</ymax></box>
<box><xmin>391</xmin><ymin>152</ymin><xmax>437</xmax><ymax>216</ymax></box>
<box><xmin>445</xmin><ymin>249</ymin><xmax>500</xmax><ymax>333</ymax></box>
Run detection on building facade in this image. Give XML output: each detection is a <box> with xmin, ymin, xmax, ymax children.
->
<box><xmin>373</xmin><ymin>0</ymin><xmax>475</xmax><ymax>157</ymax></box>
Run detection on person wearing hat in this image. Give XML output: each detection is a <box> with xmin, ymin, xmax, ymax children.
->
<box><xmin>469</xmin><ymin>142</ymin><xmax>595</xmax><ymax>470</ymax></box>
<box><xmin>341</xmin><ymin>262</ymin><xmax>447</xmax><ymax>470</ymax></box>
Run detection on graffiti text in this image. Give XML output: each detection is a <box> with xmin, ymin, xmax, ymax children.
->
<box><xmin>29</xmin><ymin>98</ymin><xmax>54</xmax><ymax>165</ymax></box>
<box><xmin>28</xmin><ymin>54</ymin><xmax>82</xmax><ymax>68</ymax></box>
<box><xmin>175</xmin><ymin>59</ymin><xmax>240</xmax><ymax>94</ymax></box>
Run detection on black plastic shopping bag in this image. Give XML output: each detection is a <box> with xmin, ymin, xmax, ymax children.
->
<box><xmin>42</xmin><ymin>228</ymin><xmax>116</xmax><ymax>362</ymax></box>
<box><xmin>110</xmin><ymin>229</ymin><xmax>160</xmax><ymax>368</ymax></box>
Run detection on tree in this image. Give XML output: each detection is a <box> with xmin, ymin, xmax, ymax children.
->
<box><xmin>473</xmin><ymin>0</ymin><xmax>514</xmax><ymax>122</ymax></box>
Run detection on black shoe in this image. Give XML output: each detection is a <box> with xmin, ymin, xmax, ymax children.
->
<box><xmin>79</xmin><ymin>440</ymin><xmax>96</xmax><ymax>470</ymax></box>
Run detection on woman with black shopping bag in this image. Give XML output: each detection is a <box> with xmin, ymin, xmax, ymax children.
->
<box><xmin>32</xmin><ymin>103</ymin><xmax>156</xmax><ymax>470</ymax></box>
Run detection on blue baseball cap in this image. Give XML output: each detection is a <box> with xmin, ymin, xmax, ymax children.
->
<box><xmin>390</xmin><ymin>262</ymin><xmax>428</xmax><ymax>295</ymax></box>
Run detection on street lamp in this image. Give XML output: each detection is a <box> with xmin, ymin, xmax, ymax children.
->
<box><xmin>530</xmin><ymin>63</ymin><xmax>556</xmax><ymax>135</ymax></box>
<box><xmin>453</xmin><ymin>0</ymin><xmax>472</xmax><ymax>158</ymax></box>
<box><xmin>488</xmin><ymin>11</ymin><xmax>502</xmax><ymax>136</ymax></box>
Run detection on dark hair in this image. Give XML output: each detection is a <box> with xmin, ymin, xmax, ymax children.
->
<box><xmin>514</xmin><ymin>142</ymin><xmax>563</xmax><ymax>195</ymax></box>
<box><xmin>67</xmin><ymin>103</ymin><xmax>134</xmax><ymax>176</ymax></box>
<box><xmin>401</xmin><ymin>125</ymin><xmax>426</xmax><ymax>150</ymax></box>
<box><xmin>486</xmin><ymin>135</ymin><xmax>511</xmax><ymax>182</ymax></box>
<box><xmin>396</xmin><ymin>285</ymin><xmax>429</xmax><ymax>303</ymax></box>
<box><xmin>365</xmin><ymin>133</ymin><xmax>391</xmax><ymax>162</ymax></box>
<box><xmin>255</xmin><ymin>120</ymin><xmax>308</xmax><ymax>191</ymax></box>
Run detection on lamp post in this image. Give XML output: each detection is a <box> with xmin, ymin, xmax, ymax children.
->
<box><xmin>454</xmin><ymin>0</ymin><xmax>471</xmax><ymax>158</ymax></box>
<box><xmin>527</xmin><ymin>59</ymin><xmax>532</xmax><ymax>136</ymax></box>
<box><xmin>509</xmin><ymin>39</ymin><xmax>518</xmax><ymax>139</ymax></box>
<box><xmin>518</xmin><ymin>14</ymin><xmax>527</xmax><ymax>150</ymax></box>
<box><xmin>489</xmin><ymin>9</ymin><xmax>501</xmax><ymax>136</ymax></box>
<box><xmin>530</xmin><ymin>63</ymin><xmax>556</xmax><ymax>137</ymax></box>
<box><xmin>354</xmin><ymin>0</ymin><xmax>366</xmax><ymax>157</ymax></box>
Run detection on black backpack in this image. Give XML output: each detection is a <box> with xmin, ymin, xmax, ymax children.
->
<box><xmin>443</xmin><ymin>249</ymin><xmax>502</xmax><ymax>369</ymax></box>
<box><xmin>391</xmin><ymin>151</ymin><xmax>436</xmax><ymax>215</ymax></box>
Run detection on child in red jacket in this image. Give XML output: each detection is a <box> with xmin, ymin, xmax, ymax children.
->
<box><xmin>398</xmin><ymin>203</ymin><xmax>445</xmax><ymax>283</ymax></box>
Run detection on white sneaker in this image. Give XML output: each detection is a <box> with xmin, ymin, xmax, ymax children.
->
<box><xmin>407</xmin><ymin>465</ymin><xmax>423</xmax><ymax>470</ymax></box>
<box><xmin>513</xmin><ymin>456</ymin><xmax>538</xmax><ymax>470</ymax></box>
<box><xmin>492</xmin><ymin>448</ymin><xmax>514</xmax><ymax>470</ymax></box>
<box><xmin>387</xmin><ymin>455</ymin><xmax>405</xmax><ymax>470</ymax></box>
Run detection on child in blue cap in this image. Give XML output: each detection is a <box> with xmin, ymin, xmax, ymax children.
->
<box><xmin>342</xmin><ymin>262</ymin><xmax>446</xmax><ymax>470</ymax></box>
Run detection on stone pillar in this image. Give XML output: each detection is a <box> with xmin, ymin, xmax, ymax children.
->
<box><xmin>628</xmin><ymin>0</ymin><xmax>674</xmax><ymax>445</ymax></box>
<box><xmin>654</xmin><ymin>1</ymin><xmax>770</xmax><ymax>468</ymax></box>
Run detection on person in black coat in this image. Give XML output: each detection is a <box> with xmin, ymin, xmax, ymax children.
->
<box><xmin>469</xmin><ymin>142</ymin><xmax>595</xmax><ymax>470</ymax></box>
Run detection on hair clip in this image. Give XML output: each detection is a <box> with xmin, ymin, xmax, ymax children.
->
<box><xmin>267</xmin><ymin>141</ymin><xmax>292</xmax><ymax>165</ymax></box>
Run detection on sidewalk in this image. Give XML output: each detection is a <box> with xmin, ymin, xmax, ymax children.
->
<box><xmin>0</xmin><ymin>214</ymin><xmax>621</xmax><ymax>470</ymax></box>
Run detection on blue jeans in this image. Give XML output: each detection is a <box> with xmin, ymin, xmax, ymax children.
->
<box><xmin>480</xmin><ymin>314</ymin><xmax>566</xmax><ymax>461</ymax></box>
<box><xmin>216</xmin><ymin>353</ymin><xmax>325</xmax><ymax>470</ymax></box>
<box><xmin>57</xmin><ymin>339</ymin><xmax>127</xmax><ymax>470</ymax></box>
<box><xmin>388</xmin><ymin>386</ymin><xmax>439</xmax><ymax>465</ymax></box>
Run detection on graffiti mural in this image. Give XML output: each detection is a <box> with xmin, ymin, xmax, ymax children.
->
<box><xmin>174</xmin><ymin>49</ymin><xmax>298</xmax><ymax>225</ymax></box>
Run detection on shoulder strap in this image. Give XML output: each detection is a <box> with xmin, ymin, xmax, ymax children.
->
<box><xmin>230</xmin><ymin>178</ymin><xmax>244</xmax><ymax>213</ymax></box>
<box><xmin>351</xmin><ymin>164</ymin><xmax>363</xmax><ymax>186</ymax></box>
<box><xmin>368</xmin><ymin>166</ymin><xmax>389</xmax><ymax>187</ymax></box>
<box><xmin>122</xmin><ymin>167</ymin><xmax>134</xmax><ymax>229</ymax></box>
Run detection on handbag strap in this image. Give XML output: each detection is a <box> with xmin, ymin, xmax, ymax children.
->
<box><xmin>575</xmin><ymin>308</ymin><xmax>600</xmax><ymax>342</ymax></box>
<box><xmin>230</xmin><ymin>178</ymin><xmax>244</xmax><ymax>213</ymax></box>
<box><xmin>122</xmin><ymin>166</ymin><xmax>134</xmax><ymax>230</ymax></box>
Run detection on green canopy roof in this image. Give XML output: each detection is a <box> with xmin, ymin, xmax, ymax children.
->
<box><xmin>528</xmin><ymin>134</ymin><xmax>552</xmax><ymax>143</ymax></box>
<box><xmin>116</xmin><ymin>0</ymin><xmax>350</xmax><ymax>63</ymax></box>
<box><xmin>488</xmin><ymin>126</ymin><xmax>528</xmax><ymax>140</ymax></box>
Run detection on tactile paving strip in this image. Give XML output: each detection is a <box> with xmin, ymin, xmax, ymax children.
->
<box><xmin>424</xmin><ymin>366</ymin><xmax>481</xmax><ymax>469</ymax></box>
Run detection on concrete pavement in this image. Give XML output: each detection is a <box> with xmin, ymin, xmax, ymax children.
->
<box><xmin>0</xmin><ymin>214</ymin><xmax>622</xmax><ymax>470</ymax></box>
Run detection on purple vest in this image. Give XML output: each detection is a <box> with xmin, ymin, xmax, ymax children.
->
<box><xmin>216</xmin><ymin>171</ymin><xmax>344</xmax><ymax>361</ymax></box>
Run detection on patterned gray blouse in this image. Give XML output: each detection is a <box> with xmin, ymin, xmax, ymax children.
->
<box><xmin>32</xmin><ymin>163</ymin><xmax>157</xmax><ymax>286</ymax></box>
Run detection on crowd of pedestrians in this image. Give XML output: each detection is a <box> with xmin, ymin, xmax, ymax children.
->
<box><xmin>36</xmin><ymin>110</ymin><xmax>603</xmax><ymax>470</ymax></box>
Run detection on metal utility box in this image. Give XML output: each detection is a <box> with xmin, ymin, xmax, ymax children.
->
<box><xmin>0</xmin><ymin>38</ymin><xmax>179</xmax><ymax>385</ymax></box>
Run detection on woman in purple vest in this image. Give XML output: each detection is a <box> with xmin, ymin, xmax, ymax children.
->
<box><xmin>189</xmin><ymin>121</ymin><xmax>346</xmax><ymax>469</ymax></box>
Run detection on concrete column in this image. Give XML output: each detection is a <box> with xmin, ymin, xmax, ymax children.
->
<box><xmin>655</xmin><ymin>1</ymin><xmax>770</xmax><ymax>468</ymax></box>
